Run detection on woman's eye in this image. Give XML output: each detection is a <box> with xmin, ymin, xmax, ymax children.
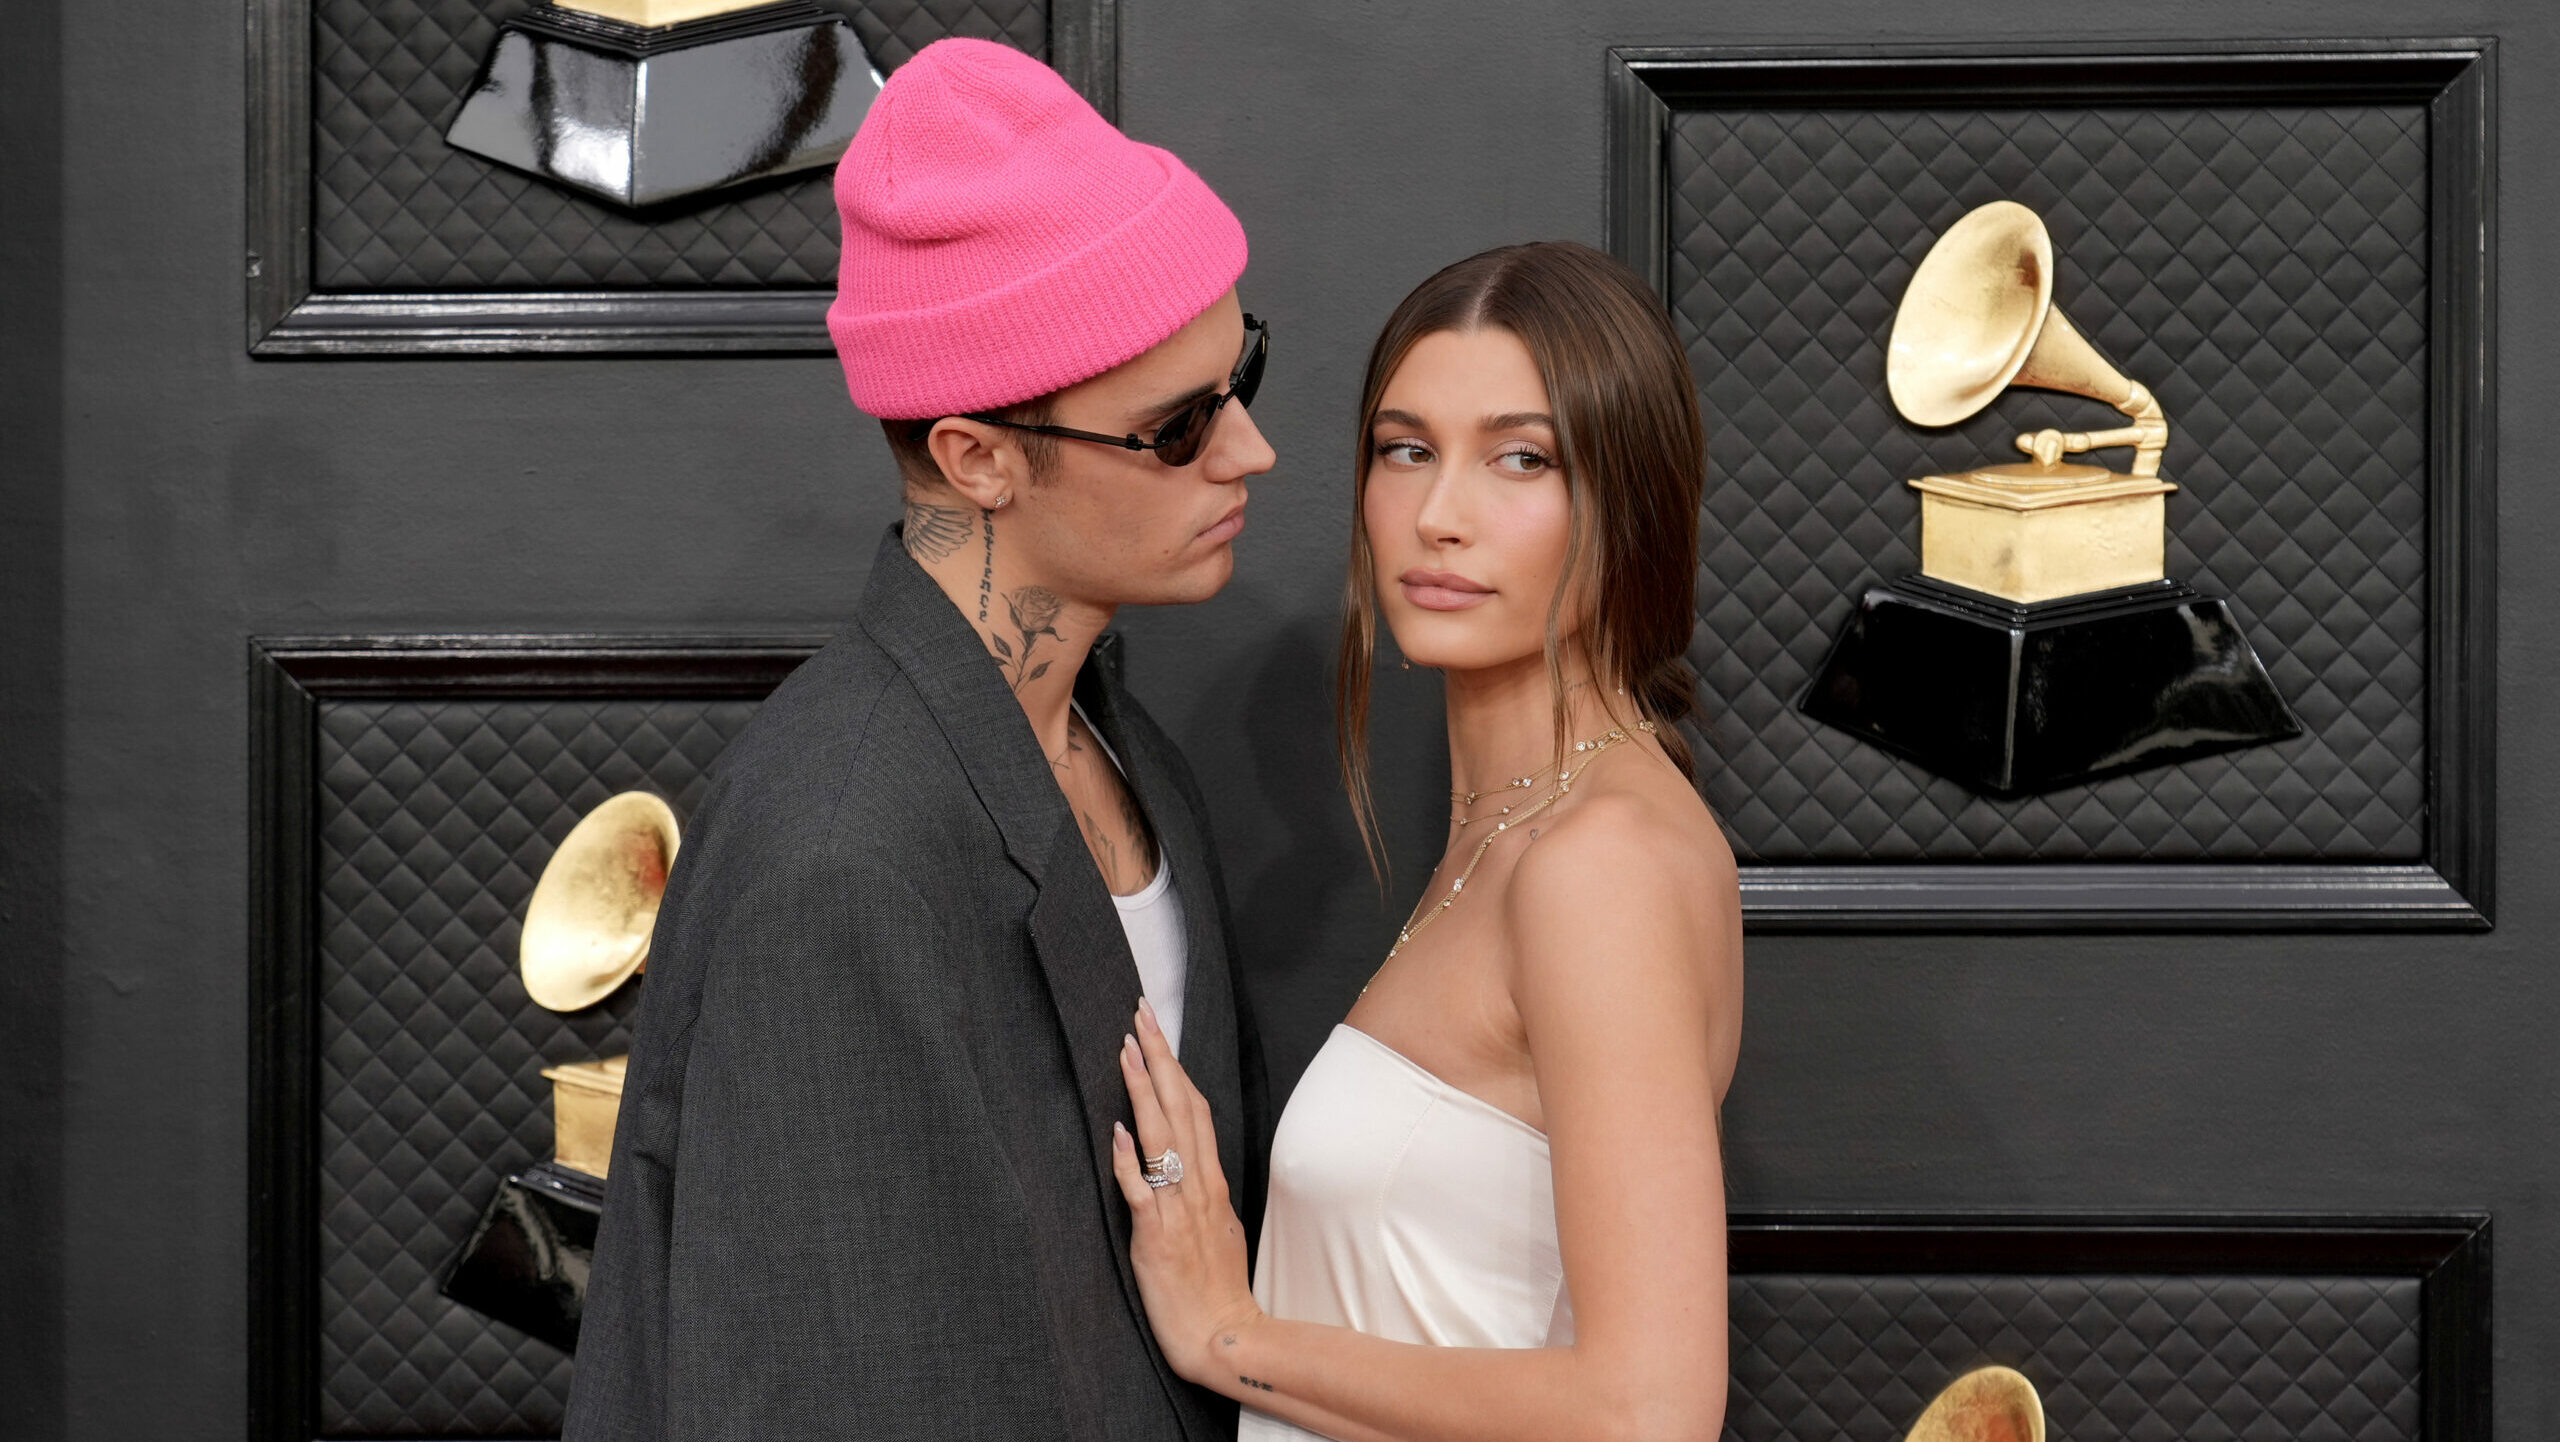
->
<box><xmin>1493</xmin><ymin>448</ymin><xmax>1553</xmax><ymax>475</ymax></box>
<box><xmin>1374</xmin><ymin>440</ymin><xmax>1433</xmax><ymax>466</ymax></box>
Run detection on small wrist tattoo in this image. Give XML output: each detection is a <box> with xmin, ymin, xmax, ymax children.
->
<box><xmin>1239</xmin><ymin>1376</ymin><xmax>1276</xmax><ymax>1393</ymax></box>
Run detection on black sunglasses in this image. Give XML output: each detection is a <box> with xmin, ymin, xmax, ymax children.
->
<box><xmin>920</xmin><ymin>315</ymin><xmax>1268</xmax><ymax>469</ymax></box>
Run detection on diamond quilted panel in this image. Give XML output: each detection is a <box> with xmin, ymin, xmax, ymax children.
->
<box><xmin>1727</xmin><ymin>1274</ymin><xmax>2421</xmax><ymax>1442</ymax></box>
<box><xmin>1670</xmin><ymin>106</ymin><xmax>2428</xmax><ymax>859</ymax></box>
<box><xmin>311</xmin><ymin>0</ymin><xmax>1048</xmax><ymax>289</ymax></box>
<box><xmin>316</xmin><ymin>698</ymin><xmax>760</xmax><ymax>1435</ymax></box>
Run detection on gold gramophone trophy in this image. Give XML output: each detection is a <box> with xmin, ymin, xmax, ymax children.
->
<box><xmin>444</xmin><ymin>0</ymin><xmax>881</xmax><ymax>209</ymax></box>
<box><xmin>441</xmin><ymin>791</ymin><xmax>678</xmax><ymax>1351</ymax></box>
<box><xmin>1907</xmin><ymin>1367</ymin><xmax>2045</xmax><ymax>1442</ymax></box>
<box><xmin>1800</xmin><ymin>200</ymin><xmax>2299</xmax><ymax>796</ymax></box>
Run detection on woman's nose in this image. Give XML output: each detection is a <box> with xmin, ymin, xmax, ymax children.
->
<box><xmin>1411</xmin><ymin>466</ymin><xmax>1470</xmax><ymax>544</ymax></box>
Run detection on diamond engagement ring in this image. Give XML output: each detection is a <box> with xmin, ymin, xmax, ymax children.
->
<box><xmin>1142</xmin><ymin>1149</ymin><xmax>1184</xmax><ymax>1188</ymax></box>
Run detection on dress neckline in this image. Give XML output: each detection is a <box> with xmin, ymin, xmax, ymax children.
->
<box><xmin>1334</xmin><ymin>1024</ymin><xmax>1549</xmax><ymax>1145</ymax></box>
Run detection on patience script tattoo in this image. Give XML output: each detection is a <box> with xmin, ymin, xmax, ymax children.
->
<box><xmin>977</xmin><ymin>507</ymin><xmax>996</xmax><ymax>622</ymax></box>
<box><xmin>902</xmin><ymin>501</ymin><xmax>973</xmax><ymax>563</ymax></box>
<box><xmin>991</xmin><ymin>585</ymin><xmax>1063</xmax><ymax>695</ymax></box>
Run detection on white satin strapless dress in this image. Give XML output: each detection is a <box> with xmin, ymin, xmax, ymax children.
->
<box><xmin>1237</xmin><ymin>1025</ymin><xmax>1572</xmax><ymax>1441</ymax></box>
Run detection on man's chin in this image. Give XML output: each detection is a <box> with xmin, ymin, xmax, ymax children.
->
<box><xmin>1119</xmin><ymin>551</ymin><xmax>1237</xmax><ymax>608</ymax></box>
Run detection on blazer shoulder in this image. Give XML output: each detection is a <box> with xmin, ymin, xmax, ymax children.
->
<box><xmin>687</xmin><ymin>629</ymin><xmax>983</xmax><ymax>859</ymax></box>
<box><xmin>711</xmin><ymin>632</ymin><xmax>901</xmax><ymax>790</ymax></box>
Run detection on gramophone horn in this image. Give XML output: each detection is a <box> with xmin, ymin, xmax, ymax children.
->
<box><xmin>1889</xmin><ymin>201</ymin><xmax>2058</xmax><ymax>426</ymax></box>
<box><xmin>1904</xmin><ymin>1366</ymin><xmax>2045</xmax><ymax>1442</ymax></box>
<box><xmin>521</xmin><ymin>791</ymin><xmax>680</xmax><ymax>1012</ymax></box>
<box><xmin>1888</xmin><ymin>200</ymin><xmax>2167</xmax><ymax>476</ymax></box>
<box><xmin>1887</xmin><ymin>198</ymin><xmax>2144</xmax><ymax>418</ymax></box>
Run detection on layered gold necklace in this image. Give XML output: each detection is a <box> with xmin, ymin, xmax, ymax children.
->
<box><xmin>1369</xmin><ymin>719</ymin><xmax>1654</xmax><ymax>983</ymax></box>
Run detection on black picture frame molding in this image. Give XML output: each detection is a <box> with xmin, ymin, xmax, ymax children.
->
<box><xmin>245</xmin><ymin>1</ymin><xmax>1119</xmax><ymax>356</ymax></box>
<box><xmin>1728</xmin><ymin>1211</ymin><xmax>2489</xmax><ymax>1442</ymax></box>
<box><xmin>245</xmin><ymin>634</ymin><xmax>820</xmax><ymax>1442</ymax></box>
<box><xmin>1606</xmin><ymin>40</ymin><xmax>2497</xmax><ymax>932</ymax></box>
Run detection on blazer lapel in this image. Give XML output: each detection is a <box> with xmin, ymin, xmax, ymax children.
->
<box><xmin>855</xmin><ymin>531</ymin><xmax>1182</xmax><ymax>1401</ymax></box>
<box><xmin>1075</xmin><ymin>655</ymin><xmax>1246</xmax><ymax>1198</ymax></box>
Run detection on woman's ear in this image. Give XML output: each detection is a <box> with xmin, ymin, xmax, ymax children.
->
<box><xmin>925</xmin><ymin>418</ymin><xmax>1030</xmax><ymax>511</ymax></box>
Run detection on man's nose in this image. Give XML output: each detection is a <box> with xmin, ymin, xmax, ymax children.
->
<box><xmin>1208</xmin><ymin>403</ymin><xmax>1277</xmax><ymax>482</ymax></box>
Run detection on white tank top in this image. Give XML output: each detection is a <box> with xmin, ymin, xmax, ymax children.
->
<box><xmin>1111</xmin><ymin>850</ymin><xmax>1185</xmax><ymax>1056</ymax></box>
<box><xmin>1239</xmin><ymin>1025</ymin><xmax>1571</xmax><ymax>1441</ymax></box>
<box><xmin>1075</xmin><ymin>702</ymin><xmax>1186</xmax><ymax>1055</ymax></box>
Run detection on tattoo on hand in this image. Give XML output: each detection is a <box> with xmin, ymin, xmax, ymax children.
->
<box><xmin>1220</xmin><ymin>1334</ymin><xmax>1239</xmax><ymax>1349</ymax></box>
<box><xmin>902</xmin><ymin>501</ymin><xmax>973</xmax><ymax>563</ymax></box>
<box><xmin>1240</xmin><ymin>1376</ymin><xmax>1276</xmax><ymax>1393</ymax></box>
<box><xmin>989</xmin><ymin>585</ymin><xmax>1062</xmax><ymax>694</ymax></box>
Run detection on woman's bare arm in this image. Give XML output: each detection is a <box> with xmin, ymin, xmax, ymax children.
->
<box><xmin>1112</xmin><ymin>790</ymin><xmax>1740</xmax><ymax>1442</ymax></box>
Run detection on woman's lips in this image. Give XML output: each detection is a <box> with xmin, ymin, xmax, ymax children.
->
<box><xmin>1398</xmin><ymin>568</ymin><xmax>1493</xmax><ymax>611</ymax></box>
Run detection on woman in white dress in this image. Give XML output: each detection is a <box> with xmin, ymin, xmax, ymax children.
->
<box><xmin>1109</xmin><ymin>240</ymin><xmax>1743</xmax><ymax>1442</ymax></box>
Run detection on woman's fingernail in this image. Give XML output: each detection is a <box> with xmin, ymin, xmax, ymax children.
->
<box><xmin>1124</xmin><ymin>1033</ymin><xmax>1142</xmax><ymax>1062</ymax></box>
<box><xmin>1113</xmin><ymin>1121</ymin><xmax>1130</xmax><ymax>1144</ymax></box>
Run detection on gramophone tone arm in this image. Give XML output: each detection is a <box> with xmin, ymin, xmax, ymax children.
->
<box><xmin>2014</xmin><ymin>380</ymin><xmax>2170</xmax><ymax>476</ymax></box>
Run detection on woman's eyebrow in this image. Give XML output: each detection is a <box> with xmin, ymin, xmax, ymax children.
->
<box><xmin>1372</xmin><ymin>408</ymin><xmax>1429</xmax><ymax>428</ymax></box>
<box><xmin>1484</xmin><ymin>410</ymin><xmax>1555</xmax><ymax>431</ymax></box>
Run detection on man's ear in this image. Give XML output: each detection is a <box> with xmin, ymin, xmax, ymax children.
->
<box><xmin>925</xmin><ymin>419</ymin><xmax>1029</xmax><ymax>511</ymax></box>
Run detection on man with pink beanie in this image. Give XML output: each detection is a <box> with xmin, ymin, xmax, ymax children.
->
<box><xmin>566</xmin><ymin>38</ymin><xmax>1274</xmax><ymax>1442</ymax></box>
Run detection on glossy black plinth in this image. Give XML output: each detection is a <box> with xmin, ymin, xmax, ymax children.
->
<box><xmin>1799</xmin><ymin>575</ymin><xmax>2302</xmax><ymax>797</ymax></box>
<box><xmin>440</xmin><ymin>1160</ymin><xmax>604</xmax><ymax>1352</ymax></box>
<box><xmin>444</xmin><ymin>0</ymin><xmax>879</xmax><ymax>209</ymax></box>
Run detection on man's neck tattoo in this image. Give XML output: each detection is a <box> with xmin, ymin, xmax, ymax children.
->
<box><xmin>977</xmin><ymin>508</ymin><xmax>996</xmax><ymax>623</ymax></box>
<box><xmin>903</xmin><ymin>500</ymin><xmax>973</xmax><ymax>564</ymax></box>
<box><xmin>991</xmin><ymin>586</ymin><xmax>1063</xmax><ymax>695</ymax></box>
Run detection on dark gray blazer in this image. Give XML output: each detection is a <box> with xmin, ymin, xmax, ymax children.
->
<box><xmin>564</xmin><ymin>529</ymin><xmax>1266</xmax><ymax>1442</ymax></box>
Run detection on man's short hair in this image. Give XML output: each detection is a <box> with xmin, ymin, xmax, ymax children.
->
<box><xmin>881</xmin><ymin>396</ymin><xmax>1060</xmax><ymax>493</ymax></box>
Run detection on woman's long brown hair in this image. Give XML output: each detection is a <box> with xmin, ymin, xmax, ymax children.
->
<box><xmin>1336</xmin><ymin>241</ymin><xmax>1707</xmax><ymax>877</ymax></box>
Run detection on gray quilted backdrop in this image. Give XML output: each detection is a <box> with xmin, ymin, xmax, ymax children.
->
<box><xmin>1728</xmin><ymin>1274</ymin><xmax>2420</xmax><ymax>1442</ymax></box>
<box><xmin>1671</xmin><ymin>105</ymin><xmax>2430</xmax><ymax>860</ymax></box>
<box><xmin>316</xmin><ymin>697</ymin><xmax>759</xmax><ymax>1435</ymax></box>
<box><xmin>310</xmin><ymin>700</ymin><xmax>2430</xmax><ymax>1438</ymax></box>
<box><xmin>311</xmin><ymin>0</ymin><xmax>1047</xmax><ymax>289</ymax></box>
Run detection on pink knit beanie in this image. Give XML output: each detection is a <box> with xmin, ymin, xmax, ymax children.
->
<box><xmin>827</xmin><ymin>39</ymin><xmax>1249</xmax><ymax>420</ymax></box>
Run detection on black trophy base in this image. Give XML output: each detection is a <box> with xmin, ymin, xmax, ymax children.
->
<box><xmin>444</xmin><ymin>0</ymin><xmax>878</xmax><ymax>209</ymax></box>
<box><xmin>1799</xmin><ymin>575</ymin><xmax>2301</xmax><ymax>797</ymax></box>
<box><xmin>440</xmin><ymin>1160</ymin><xmax>605</xmax><ymax>1353</ymax></box>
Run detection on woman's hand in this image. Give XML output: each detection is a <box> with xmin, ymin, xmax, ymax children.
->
<box><xmin>1110</xmin><ymin>998</ymin><xmax>1264</xmax><ymax>1388</ymax></box>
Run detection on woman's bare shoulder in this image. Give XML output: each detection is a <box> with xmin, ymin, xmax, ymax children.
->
<box><xmin>1514</xmin><ymin>761</ymin><xmax>1732</xmax><ymax>893</ymax></box>
<box><xmin>1499</xmin><ymin>760</ymin><xmax>1737</xmax><ymax>975</ymax></box>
